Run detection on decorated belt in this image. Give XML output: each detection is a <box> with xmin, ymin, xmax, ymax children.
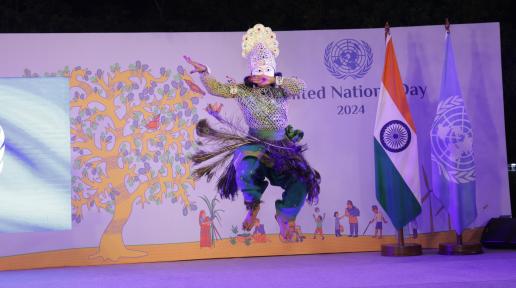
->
<box><xmin>248</xmin><ymin>128</ymin><xmax>286</xmax><ymax>141</ymax></box>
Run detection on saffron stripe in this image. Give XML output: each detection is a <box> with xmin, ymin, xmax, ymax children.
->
<box><xmin>382</xmin><ymin>35</ymin><xmax>417</xmax><ymax>132</ymax></box>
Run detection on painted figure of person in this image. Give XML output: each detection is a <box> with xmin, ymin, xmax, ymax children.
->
<box><xmin>368</xmin><ymin>205</ymin><xmax>388</xmax><ymax>239</ymax></box>
<box><xmin>313</xmin><ymin>207</ymin><xmax>322</xmax><ymax>219</ymax></box>
<box><xmin>199</xmin><ymin>210</ymin><xmax>213</xmax><ymax>248</ymax></box>
<box><xmin>252</xmin><ymin>218</ymin><xmax>267</xmax><ymax>243</ymax></box>
<box><xmin>334</xmin><ymin>211</ymin><xmax>345</xmax><ymax>237</ymax></box>
<box><xmin>409</xmin><ymin>219</ymin><xmax>418</xmax><ymax>239</ymax></box>
<box><xmin>345</xmin><ymin>200</ymin><xmax>360</xmax><ymax>237</ymax></box>
<box><xmin>313</xmin><ymin>213</ymin><xmax>326</xmax><ymax>240</ymax></box>
<box><xmin>186</xmin><ymin>24</ymin><xmax>320</xmax><ymax>242</ymax></box>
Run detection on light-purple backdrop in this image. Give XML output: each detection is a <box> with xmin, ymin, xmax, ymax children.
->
<box><xmin>0</xmin><ymin>23</ymin><xmax>509</xmax><ymax>256</ymax></box>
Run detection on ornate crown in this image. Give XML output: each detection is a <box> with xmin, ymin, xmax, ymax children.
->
<box><xmin>242</xmin><ymin>24</ymin><xmax>279</xmax><ymax>72</ymax></box>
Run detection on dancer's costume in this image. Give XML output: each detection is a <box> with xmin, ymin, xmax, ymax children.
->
<box><xmin>192</xmin><ymin>24</ymin><xmax>320</xmax><ymax>230</ymax></box>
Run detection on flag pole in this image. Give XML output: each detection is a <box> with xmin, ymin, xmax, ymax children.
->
<box><xmin>445</xmin><ymin>19</ymin><xmax>463</xmax><ymax>248</ymax></box>
<box><xmin>385</xmin><ymin>21</ymin><xmax>390</xmax><ymax>40</ymax></box>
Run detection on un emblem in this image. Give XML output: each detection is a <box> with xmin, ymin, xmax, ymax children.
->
<box><xmin>380</xmin><ymin>120</ymin><xmax>411</xmax><ymax>153</ymax></box>
<box><xmin>324</xmin><ymin>39</ymin><xmax>373</xmax><ymax>80</ymax></box>
<box><xmin>430</xmin><ymin>95</ymin><xmax>475</xmax><ymax>184</ymax></box>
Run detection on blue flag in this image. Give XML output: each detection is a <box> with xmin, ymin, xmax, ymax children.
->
<box><xmin>430</xmin><ymin>32</ymin><xmax>477</xmax><ymax>233</ymax></box>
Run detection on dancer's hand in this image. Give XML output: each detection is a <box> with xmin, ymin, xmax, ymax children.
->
<box><xmin>183</xmin><ymin>55</ymin><xmax>208</xmax><ymax>74</ymax></box>
<box><xmin>225</xmin><ymin>76</ymin><xmax>237</xmax><ymax>84</ymax></box>
<box><xmin>285</xmin><ymin>125</ymin><xmax>304</xmax><ymax>143</ymax></box>
<box><xmin>206</xmin><ymin>103</ymin><xmax>223</xmax><ymax>114</ymax></box>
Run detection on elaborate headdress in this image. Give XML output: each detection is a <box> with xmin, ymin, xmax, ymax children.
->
<box><xmin>242</xmin><ymin>24</ymin><xmax>279</xmax><ymax>73</ymax></box>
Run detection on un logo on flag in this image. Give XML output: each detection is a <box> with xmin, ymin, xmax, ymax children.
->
<box><xmin>431</xmin><ymin>95</ymin><xmax>475</xmax><ymax>184</ymax></box>
<box><xmin>324</xmin><ymin>39</ymin><xmax>373</xmax><ymax>80</ymax></box>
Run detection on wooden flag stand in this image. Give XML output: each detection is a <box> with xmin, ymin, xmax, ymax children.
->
<box><xmin>438</xmin><ymin>233</ymin><xmax>483</xmax><ymax>255</ymax></box>
<box><xmin>381</xmin><ymin>228</ymin><xmax>422</xmax><ymax>256</ymax></box>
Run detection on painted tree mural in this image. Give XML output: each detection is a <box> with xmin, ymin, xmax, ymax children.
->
<box><xmin>54</xmin><ymin>62</ymin><xmax>204</xmax><ymax>260</ymax></box>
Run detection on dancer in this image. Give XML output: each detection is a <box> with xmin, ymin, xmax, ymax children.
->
<box><xmin>185</xmin><ymin>24</ymin><xmax>320</xmax><ymax>242</ymax></box>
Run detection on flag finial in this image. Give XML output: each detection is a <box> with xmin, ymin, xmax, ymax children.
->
<box><xmin>385</xmin><ymin>22</ymin><xmax>390</xmax><ymax>39</ymax></box>
<box><xmin>445</xmin><ymin>18</ymin><xmax>450</xmax><ymax>33</ymax></box>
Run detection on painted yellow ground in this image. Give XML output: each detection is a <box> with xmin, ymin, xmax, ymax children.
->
<box><xmin>0</xmin><ymin>228</ymin><xmax>483</xmax><ymax>271</ymax></box>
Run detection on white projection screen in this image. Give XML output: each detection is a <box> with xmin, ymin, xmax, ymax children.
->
<box><xmin>0</xmin><ymin>77</ymin><xmax>71</xmax><ymax>233</ymax></box>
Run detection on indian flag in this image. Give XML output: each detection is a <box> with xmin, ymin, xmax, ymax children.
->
<box><xmin>373</xmin><ymin>33</ymin><xmax>422</xmax><ymax>230</ymax></box>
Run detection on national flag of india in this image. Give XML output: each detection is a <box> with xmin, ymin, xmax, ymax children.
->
<box><xmin>374</xmin><ymin>33</ymin><xmax>422</xmax><ymax>230</ymax></box>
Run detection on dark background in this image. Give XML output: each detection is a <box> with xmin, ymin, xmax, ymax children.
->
<box><xmin>1</xmin><ymin>0</ymin><xmax>514</xmax><ymax>215</ymax></box>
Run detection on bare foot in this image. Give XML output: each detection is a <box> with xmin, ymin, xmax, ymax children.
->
<box><xmin>242</xmin><ymin>205</ymin><xmax>260</xmax><ymax>231</ymax></box>
<box><xmin>276</xmin><ymin>214</ymin><xmax>294</xmax><ymax>242</ymax></box>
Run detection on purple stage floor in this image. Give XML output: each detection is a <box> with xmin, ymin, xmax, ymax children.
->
<box><xmin>1</xmin><ymin>249</ymin><xmax>515</xmax><ymax>288</ymax></box>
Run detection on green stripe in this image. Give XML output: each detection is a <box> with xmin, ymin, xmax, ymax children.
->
<box><xmin>374</xmin><ymin>139</ymin><xmax>421</xmax><ymax>229</ymax></box>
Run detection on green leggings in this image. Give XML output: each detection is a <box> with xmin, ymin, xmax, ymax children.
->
<box><xmin>235</xmin><ymin>155</ymin><xmax>308</xmax><ymax>221</ymax></box>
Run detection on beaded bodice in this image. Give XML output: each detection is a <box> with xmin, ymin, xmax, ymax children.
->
<box><xmin>200</xmin><ymin>73</ymin><xmax>305</xmax><ymax>135</ymax></box>
<box><xmin>235</xmin><ymin>87</ymin><xmax>288</xmax><ymax>131</ymax></box>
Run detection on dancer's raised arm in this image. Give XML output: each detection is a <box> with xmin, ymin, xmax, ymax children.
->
<box><xmin>184</xmin><ymin>55</ymin><xmax>245</xmax><ymax>99</ymax></box>
<box><xmin>279</xmin><ymin>77</ymin><xmax>306</xmax><ymax>97</ymax></box>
